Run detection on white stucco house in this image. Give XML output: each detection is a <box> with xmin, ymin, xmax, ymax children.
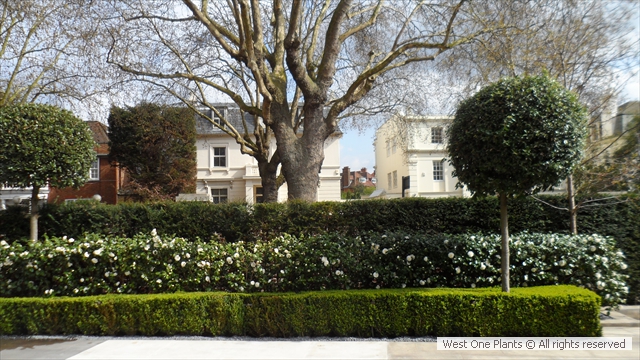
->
<box><xmin>0</xmin><ymin>186</ymin><xmax>49</xmax><ymax>210</ymax></box>
<box><xmin>187</xmin><ymin>105</ymin><xmax>342</xmax><ymax>204</ymax></box>
<box><xmin>373</xmin><ymin>115</ymin><xmax>468</xmax><ymax>199</ymax></box>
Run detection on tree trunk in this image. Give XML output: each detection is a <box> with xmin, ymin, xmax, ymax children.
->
<box><xmin>257</xmin><ymin>157</ymin><xmax>280</xmax><ymax>203</ymax></box>
<box><xmin>499</xmin><ymin>192</ymin><xmax>510</xmax><ymax>292</ymax></box>
<box><xmin>567</xmin><ymin>174</ymin><xmax>577</xmax><ymax>234</ymax></box>
<box><xmin>30</xmin><ymin>185</ymin><xmax>40</xmax><ymax>241</ymax></box>
<box><xmin>273</xmin><ymin>104</ymin><xmax>329</xmax><ymax>202</ymax></box>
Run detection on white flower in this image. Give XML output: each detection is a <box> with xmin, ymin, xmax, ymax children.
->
<box><xmin>335</xmin><ymin>270</ymin><xmax>341</xmax><ymax>276</ymax></box>
<box><xmin>105</xmin><ymin>272</ymin><xmax>110</xmax><ymax>277</ymax></box>
<box><xmin>558</xmin><ymin>260</ymin><xmax>566</xmax><ymax>267</ymax></box>
<box><xmin>286</xmin><ymin>253</ymin><xmax>291</xmax><ymax>258</ymax></box>
<box><xmin>181</xmin><ymin>261</ymin><xmax>186</xmax><ymax>267</ymax></box>
<box><xmin>151</xmin><ymin>229</ymin><xmax>157</xmax><ymax>236</ymax></box>
<box><xmin>93</xmin><ymin>248</ymin><xmax>103</xmax><ymax>256</ymax></box>
<box><xmin>205</xmin><ymin>276</ymin><xmax>210</xmax><ymax>282</ymax></box>
<box><xmin>185</xmin><ymin>253</ymin><xmax>191</xmax><ymax>259</ymax></box>
<box><xmin>480</xmin><ymin>264</ymin><xmax>486</xmax><ymax>271</ymax></box>
<box><xmin>423</xmin><ymin>256</ymin><xmax>428</xmax><ymax>262</ymax></box>
<box><xmin>91</xmin><ymin>258</ymin><xmax>98</xmax><ymax>264</ymax></box>
<box><xmin>226</xmin><ymin>257</ymin><xmax>233</xmax><ymax>264</ymax></box>
<box><xmin>376</xmin><ymin>285</ymin><xmax>380</xmax><ymax>289</ymax></box>
<box><xmin>373</xmin><ymin>272</ymin><xmax>379</xmax><ymax>278</ymax></box>
<box><xmin>595</xmin><ymin>272</ymin><xmax>602</xmax><ymax>279</ymax></box>
<box><xmin>467</xmin><ymin>251</ymin><xmax>474</xmax><ymax>258</ymax></box>
<box><xmin>67</xmin><ymin>262</ymin><xmax>72</xmax><ymax>267</ymax></box>
<box><xmin>125</xmin><ymin>271</ymin><xmax>130</xmax><ymax>276</ymax></box>
<box><xmin>80</xmin><ymin>278</ymin><xmax>85</xmax><ymax>283</ymax></box>
<box><xmin>419</xmin><ymin>280</ymin><xmax>426</xmax><ymax>286</ymax></box>
<box><xmin>524</xmin><ymin>275</ymin><xmax>528</xmax><ymax>281</ymax></box>
<box><xmin>531</xmin><ymin>268</ymin><xmax>538</xmax><ymax>273</ymax></box>
<box><xmin>254</xmin><ymin>282</ymin><xmax>260</xmax><ymax>288</ymax></box>
<box><xmin>471</xmin><ymin>283</ymin><xmax>476</xmax><ymax>288</ymax></box>
<box><xmin>455</xmin><ymin>267</ymin><xmax>461</xmax><ymax>274</ymax></box>
<box><xmin>382</xmin><ymin>248</ymin><xmax>389</xmax><ymax>255</ymax></box>
<box><xmin>250</xmin><ymin>281</ymin><xmax>255</xmax><ymax>285</ymax></box>
<box><xmin>321</xmin><ymin>256</ymin><xmax>329</xmax><ymax>266</ymax></box>
<box><xmin>84</xmin><ymin>252</ymin><xmax>90</xmax><ymax>258</ymax></box>
<box><xmin>280</xmin><ymin>269</ymin><xmax>285</xmax><ymax>274</ymax></box>
<box><xmin>274</xmin><ymin>248</ymin><xmax>279</xmax><ymax>254</ymax></box>
<box><xmin>590</xmin><ymin>246</ymin><xmax>597</xmax><ymax>252</ymax></box>
<box><xmin>406</xmin><ymin>255</ymin><xmax>413</xmax><ymax>262</ymax></box>
<box><xmin>156</xmin><ymin>279</ymin><xmax>162</xmax><ymax>284</ymax></box>
<box><xmin>109</xmin><ymin>252</ymin><xmax>115</xmax><ymax>258</ymax></box>
<box><xmin>174</xmin><ymin>254</ymin><xmax>181</xmax><ymax>261</ymax></box>
<box><xmin>444</xmin><ymin>239</ymin><xmax>449</xmax><ymax>244</ymax></box>
<box><xmin>448</xmin><ymin>252</ymin><xmax>454</xmax><ymax>259</ymax></box>
<box><xmin>621</xmin><ymin>263</ymin><xmax>628</xmax><ymax>270</ymax></box>
<box><xmin>470</xmin><ymin>236</ymin><xmax>475</xmax><ymax>240</ymax></box>
<box><xmin>234</xmin><ymin>252</ymin><xmax>239</xmax><ymax>258</ymax></box>
<box><xmin>144</xmin><ymin>245</ymin><xmax>150</xmax><ymax>251</ymax></box>
<box><xmin>401</xmin><ymin>284</ymin><xmax>406</xmax><ymax>288</ymax></box>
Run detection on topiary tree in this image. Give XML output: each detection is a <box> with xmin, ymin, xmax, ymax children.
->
<box><xmin>447</xmin><ymin>74</ymin><xmax>588</xmax><ymax>292</ymax></box>
<box><xmin>0</xmin><ymin>104</ymin><xmax>95</xmax><ymax>240</ymax></box>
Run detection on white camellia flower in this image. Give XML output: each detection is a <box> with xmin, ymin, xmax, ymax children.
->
<box><xmin>382</xmin><ymin>248</ymin><xmax>389</xmax><ymax>255</ymax></box>
<box><xmin>376</xmin><ymin>285</ymin><xmax>380</xmax><ymax>289</ymax></box>
<box><xmin>444</xmin><ymin>239</ymin><xmax>449</xmax><ymax>244</ymax></box>
<box><xmin>455</xmin><ymin>267</ymin><xmax>461</xmax><ymax>274</ymax></box>
<box><xmin>205</xmin><ymin>276</ymin><xmax>210</xmax><ymax>282</ymax></box>
<box><xmin>531</xmin><ymin>268</ymin><xmax>538</xmax><ymax>273</ymax></box>
<box><xmin>181</xmin><ymin>261</ymin><xmax>186</xmax><ymax>267</ymax></box>
<box><xmin>335</xmin><ymin>270</ymin><xmax>342</xmax><ymax>276</ymax></box>
<box><xmin>144</xmin><ymin>245</ymin><xmax>150</xmax><ymax>251</ymax></box>
<box><xmin>156</xmin><ymin>279</ymin><xmax>162</xmax><ymax>284</ymax></box>
<box><xmin>471</xmin><ymin>283</ymin><xmax>476</xmax><ymax>288</ymax></box>
<box><xmin>125</xmin><ymin>271</ymin><xmax>130</xmax><ymax>276</ymax></box>
<box><xmin>406</xmin><ymin>255</ymin><xmax>413</xmax><ymax>262</ymax></box>
<box><xmin>558</xmin><ymin>260</ymin><xmax>566</xmax><ymax>267</ymax></box>
<box><xmin>480</xmin><ymin>264</ymin><xmax>486</xmax><ymax>271</ymax></box>
<box><xmin>175</xmin><ymin>254</ymin><xmax>181</xmax><ymax>261</ymax></box>
<box><xmin>91</xmin><ymin>258</ymin><xmax>98</xmax><ymax>264</ymax></box>
<box><xmin>93</xmin><ymin>248</ymin><xmax>103</xmax><ymax>256</ymax></box>
<box><xmin>467</xmin><ymin>251</ymin><xmax>474</xmax><ymax>258</ymax></box>
<box><xmin>373</xmin><ymin>272</ymin><xmax>379</xmax><ymax>278</ymax></box>
<box><xmin>448</xmin><ymin>253</ymin><xmax>454</xmax><ymax>259</ymax></box>
<box><xmin>621</xmin><ymin>263</ymin><xmax>628</xmax><ymax>270</ymax></box>
<box><xmin>84</xmin><ymin>252</ymin><xmax>90</xmax><ymax>258</ymax></box>
<box><xmin>419</xmin><ymin>280</ymin><xmax>426</xmax><ymax>286</ymax></box>
<box><xmin>226</xmin><ymin>257</ymin><xmax>233</xmax><ymax>264</ymax></box>
<box><xmin>234</xmin><ymin>252</ymin><xmax>239</xmax><ymax>258</ymax></box>
<box><xmin>151</xmin><ymin>229</ymin><xmax>157</xmax><ymax>236</ymax></box>
<box><xmin>590</xmin><ymin>246</ymin><xmax>597</xmax><ymax>252</ymax></box>
<box><xmin>254</xmin><ymin>282</ymin><xmax>260</xmax><ymax>288</ymax></box>
<box><xmin>423</xmin><ymin>256</ymin><xmax>428</xmax><ymax>262</ymax></box>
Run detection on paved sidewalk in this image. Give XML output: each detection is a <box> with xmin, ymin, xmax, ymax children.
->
<box><xmin>1</xmin><ymin>307</ymin><xmax>638</xmax><ymax>360</ymax></box>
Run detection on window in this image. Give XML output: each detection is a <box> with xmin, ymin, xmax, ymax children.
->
<box><xmin>254</xmin><ymin>186</ymin><xmax>264</xmax><ymax>204</ymax></box>
<box><xmin>386</xmin><ymin>141</ymin><xmax>390</xmax><ymax>157</ymax></box>
<box><xmin>393</xmin><ymin>170</ymin><xmax>398</xmax><ymax>188</ymax></box>
<box><xmin>211</xmin><ymin>188</ymin><xmax>228</xmax><ymax>204</ymax></box>
<box><xmin>431</xmin><ymin>127</ymin><xmax>443</xmax><ymax>144</ymax></box>
<box><xmin>433</xmin><ymin>160</ymin><xmax>444</xmax><ymax>181</ymax></box>
<box><xmin>371</xmin><ymin>178</ymin><xmax>376</xmax><ymax>184</ymax></box>
<box><xmin>387</xmin><ymin>173</ymin><xmax>392</xmax><ymax>190</ymax></box>
<box><xmin>212</xmin><ymin>147</ymin><xmax>227</xmax><ymax>167</ymax></box>
<box><xmin>89</xmin><ymin>159</ymin><xmax>99</xmax><ymax>180</ymax></box>
<box><xmin>359</xmin><ymin>177</ymin><xmax>366</xmax><ymax>183</ymax></box>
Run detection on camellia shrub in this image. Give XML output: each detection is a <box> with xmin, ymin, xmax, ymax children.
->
<box><xmin>0</xmin><ymin>231</ymin><xmax>628</xmax><ymax>306</ymax></box>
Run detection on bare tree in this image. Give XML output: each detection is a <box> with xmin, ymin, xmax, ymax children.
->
<box><xmin>0</xmin><ymin>0</ymin><xmax>116</xmax><ymax>118</ymax></box>
<box><xmin>436</xmin><ymin>0</ymin><xmax>639</xmax><ymax>232</ymax></box>
<box><xmin>104</xmin><ymin>0</ymin><xmax>497</xmax><ymax>201</ymax></box>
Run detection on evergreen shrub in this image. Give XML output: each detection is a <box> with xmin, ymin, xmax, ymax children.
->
<box><xmin>0</xmin><ymin>231</ymin><xmax>627</xmax><ymax>306</ymax></box>
<box><xmin>0</xmin><ymin>286</ymin><xmax>600</xmax><ymax>337</ymax></box>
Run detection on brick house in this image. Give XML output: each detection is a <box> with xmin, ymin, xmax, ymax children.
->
<box><xmin>48</xmin><ymin>121</ymin><xmax>125</xmax><ymax>204</ymax></box>
<box><xmin>341</xmin><ymin>166</ymin><xmax>376</xmax><ymax>195</ymax></box>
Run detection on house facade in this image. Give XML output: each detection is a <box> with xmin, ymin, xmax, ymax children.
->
<box><xmin>191</xmin><ymin>106</ymin><xmax>341</xmax><ymax>204</ymax></box>
<box><xmin>341</xmin><ymin>166</ymin><xmax>376</xmax><ymax>194</ymax></box>
<box><xmin>374</xmin><ymin>115</ymin><xmax>467</xmax><ymax>198</ymax></box>
<box><xmin>48</xmin><ymin>121</ymin><xmax>125</xmax><ymax>204</ymax></box>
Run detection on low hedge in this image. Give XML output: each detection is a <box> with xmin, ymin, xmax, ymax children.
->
<box><xmin>0</xmin><ymin>286</ymin><xmax>601</xmax><ymax>337</ymax></box>
<box><xmin>0</xmin><ymin>231</ymin><xmax>627</xmax><ymax>307</ymax></box>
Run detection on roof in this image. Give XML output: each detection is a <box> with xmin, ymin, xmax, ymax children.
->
<box><xmin>196</xmin><ymin>105</ymin><xmax>342</xmax><ymax>136</ymax></box>
<box><xmin>86</xmin><ymin>121</ymin><xmax>109</xmax><ymax>144</ymax></box>
<box><xmin>618</xmin><ymin>101</ymin><xmax>639</xmax><ymax>116</ymax></box>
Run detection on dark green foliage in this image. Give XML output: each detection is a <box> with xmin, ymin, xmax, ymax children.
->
<box><xmin>0</xmin><ymin>103</ymin><xmax>96</xmax><ymax>189</ymax></box>
<box><xmin>1</xmin><ymin>195</ymin><xmax>637</xmax><ymax>303</ymax></box>
<box><xmin>448</xmin><ymin>74</ymin><xmax>588</xmax><ymax>196</ymax></box>
<box><xmin>0</xmin><ymin>286</ymin><xmax>601</xmax><ymax>337</ymax></box>
<box><xmin>108</xmin><ymin>103</ymin><xmax>197</xmax><ymax>201</ymax></box>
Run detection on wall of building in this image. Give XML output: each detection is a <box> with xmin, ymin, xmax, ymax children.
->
<box><xmin>48</xmin><ymin>156</ymin><xmax>120</xmax><ymax>204</ymax></box>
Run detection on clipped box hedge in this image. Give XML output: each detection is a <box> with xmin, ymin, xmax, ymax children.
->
<box><xmin>0</xmin><ymin>285</ymin><xmax>601</xmax><ymax>337</ymax></box>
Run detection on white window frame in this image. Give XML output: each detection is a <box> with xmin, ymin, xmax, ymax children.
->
<box><xmin>433</xmin><ymin>160</ymin><xmax>444</xmax><ymax>181</ymax></box>
<box><xmin>393</xmin><ymin>170</ymin><xmax>398</xmax><ymax>188</ymax></box>
<box><xmin>211</xmin><ymin>146</ymin><xmax>228</xmax><ymax>168</ymax></box>
<box><xmin>431</xmin><ymin>127</ymin><xmax>444</xmax><ymax>144</ymax></box>
<box><xmin>89</xmin><ymin>158</ymin><xmax>99</xmax><ymax>181</ymax></box>
<box><xmin>211</xmin><ymin>188</ymin><xmax>228</xmax><ymax>204</ymax></box>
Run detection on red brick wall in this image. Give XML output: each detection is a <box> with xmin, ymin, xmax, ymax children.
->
<box><xmin>48</xmin><ymin>156</ymin><xmax>121</xmax><ymax>204</ymax></box>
